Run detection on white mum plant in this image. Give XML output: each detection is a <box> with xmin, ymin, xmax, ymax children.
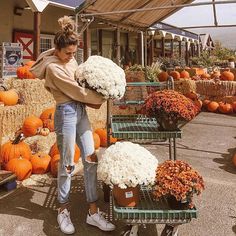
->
<box><xmin>76</xmin><ymin>55</ymin><xmax>126</xmax><ymax>99</ymax></box>
<box><xmin>97</xmin><ymin>141</ymin><xmax>158</xmax><ymax>189</ymax></box>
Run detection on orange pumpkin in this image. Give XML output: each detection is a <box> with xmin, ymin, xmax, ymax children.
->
<box><xmin>94</xmin><ymin>128</ymin><xmax>117</xmax><ymax>147</ymax></box>
<box><xmin>184</xmin><ymin>91</ymin><xmax>198</xmax><ymax>100</ymax></box>
<box><xmin>6</xmin><ymin>157</ymin><xmax>32</xmax><ymax>181</ymax></box>
<box><xmin>0</xmin><ymin>89</ymin><xmax>19</xmax><ymax>106</ymax></box>
<box><xmin>221</xmin><ymin>70</ymin><xmax>234</xmax><ymax>81</ymax></box>
<box><xmin>50</xmin><ymin>154</ymin><xmax>60</xmax><ymax>177</ymax></box>
<box><xmin>30</xmin><ymin>152</ymin><xmax>51</xmax><ymax>174</ymax></box>
<box><xmin>169</xmin><ymin>71</ymin><xmax>180</xmax><ymax>80</ymax></box>
<box><xmin>202</xmin><ymin>99</ymin><xmax>211</xmax><ymax>108</ymax></box>
<box><xmin>0</xmin><ymin>135</ymin><xmax>31</xmax><ymax>168</ymax></box>
<box><xmin>40</xmin><ymin>107</ymin><xmax>55</xmax><ymax>131</ymax></box>
<box><xmin>157</xmin><ymin>71</ymin><xmax>168</xmax><ymax>82</ymax></box>
<box><xmin>233</xmin><ymin>154</ymin><xmax>236</xmax><ymax>167</ymax></box>
<box><xmin>231</xmin><ymin>101</ymin><xmax>236</xmax><ymax>113</ymax></box>
<box><xmin>49</xmin><ymin>142</ymin><xmax>80</xmax><ymax>163</ymax></box>
<box><xmin>218</xmin><ymin>102</ymin><xmax>233</xmax><ymax>114</ymax></box>
<box><xmin>201</xmin><ymin>73</ymin><xmax>211</xmax><ymax>80</ymax></box>
<box><xmin>22</xmin><ymin>115</ymin><xmax>43</xmax><ymax>137</ymax></box>
<box><xmin>25</xmin><ymin>60</ymin><xmax>36</xmax><ymax>67</ymax></box>
<box><xmin>93</xmin><ymin>132</ymin><xmax>101</xmax><ymax>149</ymax></box>
<box><xmin>16</xmin><ymin>65</ymin><xmax>35</xmax><ymax>79</ymax></box>
<box><xmin>180</xmin><ymin>70</ymin><xmax>190</xmax><ymax>79</ymax></box>
<box><xmin>40</xmin><ymin>107</ymin><xmax>55</xmax><ymax>121</ymax></box>
<box><xmin>207</xmin><ymin>101</ymin><xmax>219</xmax><ymax>112</ymax></box>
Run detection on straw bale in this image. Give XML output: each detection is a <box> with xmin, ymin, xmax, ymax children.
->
<box><xmin>10</xmin><ymin>78</ymin><xmax>54</xmax><ymax>105</ymax></box>
<box><xmin>24</xmin><ymin>132</ymin><xmax>56</xmax><ymax>154</ymax></box>
<box><xmin>196</xmin><ymin>80</ymin><xmax>236</xmax><ymax>97</ymax></box>
<box><xmin>86</xmin><ymin>103</ymin><xmax>107</xmax><ymax>130</ymax></box>
<box><xmin>174</xmin><ymin>79</ymin><xmax>196</xmax><ymax>94</ymax></box>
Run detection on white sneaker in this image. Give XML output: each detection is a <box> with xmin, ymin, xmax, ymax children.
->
<box><xmin>57</xmin><ymin>208</ymin><xmax>75</xmax><ymax>234</ymax></box>
<box><xmin>86</xmin><ymin>209</ymin><xmax>115</xmax><ymax>231</ymax></box>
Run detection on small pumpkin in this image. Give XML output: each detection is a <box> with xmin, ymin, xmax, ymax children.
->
<box><xmin>16</xmin><ymin>65</ymin><xmax>35</xmax><ymax>79</ymax></box>
<box><xmin>157</xmin><ymin>71</ymin><xmax>168</xmax><ymax>82</ymax></box>
<box><xmin>169</xmin><ymin>71</ymin><xmax>180</xmax><ymax>80</ymax></box>
<box><xmin>40</xmin><ymin>107</ymin><xmax>55</xmax><ymax>131</ymax></box>
<box><xmin>22</xmin><ymin>115</ymin><xmax>43</xmax><ymax>137</ymax></box>
<box><xmin>184</xmin><ymin>91</ymin><xmax>198</xmax><ymax>100</ymax></box>
<box><xmin>39</xmin><ymin>128</ymin><xmax>50</xmax><ymax>136</ymax></box>
<box><xmin>49</xmin><ymin>142</ymin><xmax>80</xmax><ymax>163</ymax></box>
<box><xmin>30</xmin><ymin>152</ymin><xmax>51</xmax><ymax>174</ymax></box>
<box><xmin>93</xmin><ymin>132</ymin><xmax>101</xmax><ymax>149</ymax></box>
<box><xmin>218</xmin><ymin>102</ymin><xmax>233</xmax><ymax>114</ymax></box>
<box><xmin>220</xmin><ymin>70</ymin><xmax>234</xmax><ymax>81</ymax></box>
<box><xmin>0</xmin><ymin>89</ymin><xmax>19</xmax><ymax>106</ymax></box>
<box><xmin>233</xmin><ymin>154</ymin><xmax>236</xmax><ymax>167</ymax></box>
<box><xmin>0</xmin><ymin>134</ymin><xmax>31</xmax><ymax>168</ymax></box>
<box><xmin>6</xmin><ymin>157</ymin><xmax>32</xmax><ymax>181</ymax></box>
<box><xmin>50</xmin><ymin>154</ymin><xmax>60</xmax><ymax>177</ymax></box>
<box><xmin>94</xmin><ymin>128</ymin><xmax>117</xmax><ymax>147</ymax></box>
<box><xmin>207</xmin><ymin>101</ymin><xmax>219</xmax><ymax>112</ymax></box>
<box><xmin>180</xmin><ymin>70</ymin><xmax>190</xmax><ymax>79</ymax></box>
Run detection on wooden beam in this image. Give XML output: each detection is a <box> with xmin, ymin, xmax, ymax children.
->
<box><xmin>33</xmin><ymin>12</ymin><xmax>41</xmax><ymax>60</ymax></box>
<box><xmin>114</xmin><ymin>28</ymin><xmax>121</xmax><ymax>65</ymax></box>
<box><xmin>83</xmin><ymin>28</ymin><xmax>91</xmax><ymax>61</ymax></box>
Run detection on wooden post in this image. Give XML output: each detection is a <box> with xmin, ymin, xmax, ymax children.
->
<box><xmin>148</xmin><ymin>35</ymin><xmax>154</xmax><ymax>65</ymax></box>
<box><xmin>161</xmin><ymin>37</ymin><xmax>165</xmax><ymax>57</ymax></box>
<box><xmin>114</xmin><ymin>28</ymin><xmax>121</xmax><ymax>65</ymax></box>
<box><xmin>97</xmin><ymin>29</ymin><xmax>102</xmax><ymax>56</ymax></box>
<box><xmin>178</xmin><ymin>41</ymin><xmax>182</xmax><ymax>58</ymax></box>
<box><xmin>170</xmin><ymin>39</ymin><xmax>174</xmax><ymax>58</ymax></box>
<box><xmin>33</xmin><ymin>12</ymin><xmax>41</xmax><ymax>60</ymax></box>
<box><xmin>83</xmin><ymin>28</ymin><xmax>91</xmax><ymax>62</ymax></box>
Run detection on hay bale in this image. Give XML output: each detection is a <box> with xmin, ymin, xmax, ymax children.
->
<box><xmin>174</xmin><ymin>79</ymin><xmax>196</xmax><ymax>94</ymax></box>
<box><xmin>196</xmin><ymin>80</ymin><xmax>236</xmax><ymax>97</ymax></box>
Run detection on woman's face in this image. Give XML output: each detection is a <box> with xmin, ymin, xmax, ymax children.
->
<box><xmin>55</xmin><ymin>44</ymin><xmax>77</xmax><ymax>63</ymax></box>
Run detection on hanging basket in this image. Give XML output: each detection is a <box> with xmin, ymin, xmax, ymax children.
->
<box><xmin>113</xmin><ymin>185</ymin><xmax>140</xmax><ymax>207</ymax></box>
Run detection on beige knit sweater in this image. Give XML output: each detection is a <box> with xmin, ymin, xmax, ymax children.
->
<box><xmin>30</xmin><ymin>48</ymin><xmax>105</xmax><ymax>105</ymax></box>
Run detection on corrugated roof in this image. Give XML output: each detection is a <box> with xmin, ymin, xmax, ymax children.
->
<box><xmin>76</xmin><ymin>0</ymin><xmax>194</xmax><ymax>30</ymax></box>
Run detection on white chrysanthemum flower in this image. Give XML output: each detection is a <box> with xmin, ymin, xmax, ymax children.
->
<box><xmin>76</xmin><ymin>56</ymin><xmax>126</xmax><ymax>99</ymax></box>
<box><xmin>97</xmin><ymin>141</ymin><xmax>159</xmax><ymax>189</ymax></box>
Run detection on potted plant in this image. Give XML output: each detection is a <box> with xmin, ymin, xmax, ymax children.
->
<box><xmin>97</xmin><ymin>141</ymin><xmax>158</xmax><ymax>207</ymax></box>
<box><xmin>142</xmin><ymin>90</ymin><xmax>200</xmax><ymax>130</ymax></box>
<box><xmin>152</xmin><ymin>160</ymin><xmax>205</xmax><ymax>209</ymax></box>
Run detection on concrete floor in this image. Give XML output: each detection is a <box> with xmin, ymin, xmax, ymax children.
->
<box><xmin>0</xmin><ymin>112</ymin><xmax>236</xmax><ymax>236</ymax></box>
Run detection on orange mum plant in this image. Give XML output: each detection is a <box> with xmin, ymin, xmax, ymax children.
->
<box><xmin>152</xmin><ymin>160</ymin><xmax>205</xmax><ymax>209</ymax></box>
<box><xmin>143</xmin><ymin>90</ymin><xmax>200</xmax><ymax>130</ymax></box>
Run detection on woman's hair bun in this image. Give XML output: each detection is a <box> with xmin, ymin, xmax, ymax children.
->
<box><xmin>58</xmin><ymin>16</ymin><xmax>75</xmax><ymax>35</ymax></box>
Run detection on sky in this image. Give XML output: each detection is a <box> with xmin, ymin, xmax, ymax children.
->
<box><xmin>163</xmin><ymin>0</ymin><xmax>236</xmax><ymax>49</ymax></box>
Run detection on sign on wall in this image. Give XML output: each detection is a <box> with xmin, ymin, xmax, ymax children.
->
<box><xmin>14</xmin><ymin>31</ymin><xmax>34</xmax><ymax>61</ymax></box>
<box><xmin>0</xmin><ymin>42</ymin><xmax>23</xmax><ymax>78</ymax></box>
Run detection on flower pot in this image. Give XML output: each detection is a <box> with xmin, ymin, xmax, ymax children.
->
<box><xmin>166</xmin><ymin>195</ymin><xmax>190</xmax><ymax>210</ymax></box>
<box><xmin>113</xmin><ymin>185</ymin><xmax>140</xmax><ymax>207</ymax></box>
<box><xmin>156</xmin><ymin>115</ymin><xmax>179</xmax><ymax>131</ymax></box>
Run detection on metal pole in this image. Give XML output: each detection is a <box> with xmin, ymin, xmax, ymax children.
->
<box><xmin>79</xmin><ymin>1</ymin><xmax>236</xmax><ymax>17</ymax></box>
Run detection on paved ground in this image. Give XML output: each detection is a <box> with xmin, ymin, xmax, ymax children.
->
<box><xmin>0</xmin><ymin>111</ymin><xmax>236</xmax><ymax>236</ymax></box>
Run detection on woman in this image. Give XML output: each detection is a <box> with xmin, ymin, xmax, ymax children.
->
<box><xmin>30</xmin><ymin>16</ymin><xmax>115</xmax><ymax>234</ymax></box>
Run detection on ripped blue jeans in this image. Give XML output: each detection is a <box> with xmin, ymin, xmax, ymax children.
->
<box><xmin>54</xmin><ymin>101</ymin><xmax>98</xmax><ymax>204</ymax></box>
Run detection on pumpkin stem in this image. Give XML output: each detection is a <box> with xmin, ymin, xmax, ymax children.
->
<box><xmin>12</xmin><ymin>132</ymin><xmax>25</xmax><ymax>144</ymax></box>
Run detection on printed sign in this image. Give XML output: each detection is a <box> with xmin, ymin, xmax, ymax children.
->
<box><xmin>0</xmin><ymin>42</ymin><xmax>23</xmax><ymax>78</ymax></box>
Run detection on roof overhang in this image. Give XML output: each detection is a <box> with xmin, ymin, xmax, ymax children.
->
<box><xmin>75</xmin><ymin>0</ymin><xmax>194</xmax><ymax>31</ymax></box>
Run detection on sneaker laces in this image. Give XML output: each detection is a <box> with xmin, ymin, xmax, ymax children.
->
<box><xmin>59</xmin><ymin>209</ymin><xmax>73</xmax><ymax>227</ymax></box>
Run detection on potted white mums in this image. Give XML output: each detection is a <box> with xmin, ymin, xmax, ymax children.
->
<box><xmin>97</xmin><ymin>141</ymin><xmax>158</xmax><ymax>207</ymax></box>
<box><xmin>76</xmin><ymin>55</ymin><xmax>126</xmax><ymax>103</ymax></box>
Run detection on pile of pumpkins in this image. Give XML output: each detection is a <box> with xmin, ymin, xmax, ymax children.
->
<box><xmin>0</xmin><ymin>108</ymin><xmax>117</xmax><ymax>181</ymax></box>
<box><xmin>157</xmin><ymin>67</ymin><xmax>235</xmax><ymax>82</ymax></box>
